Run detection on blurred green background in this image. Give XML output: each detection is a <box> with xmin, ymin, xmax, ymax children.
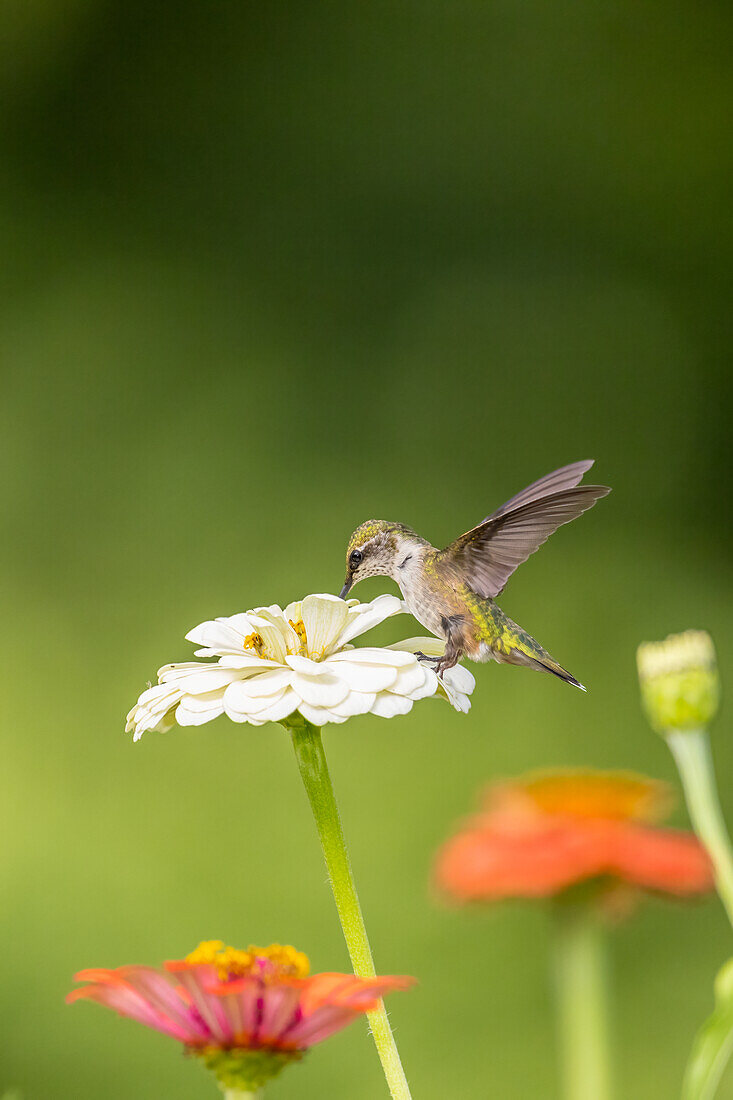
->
<box><xmin>1</xmin><ymin>2</ymin><xmax>731</xmax><ymax>1097</ymax></box>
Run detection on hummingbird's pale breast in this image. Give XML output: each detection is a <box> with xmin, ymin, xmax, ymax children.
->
<box><xmin>387</xmin><ymin>539</ymin><xmax>446</xmax><ymax>637</ymax></box>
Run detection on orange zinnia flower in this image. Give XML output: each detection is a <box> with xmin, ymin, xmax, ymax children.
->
<box><xmin>67</xmin><ymin>939</ymin><xmax>413</xmax><ymax>1092</ymax></box>
<box><xmin>435</xmin><ymin>770</ymin><xmax>713</xmax><ymax>905</ymax></box>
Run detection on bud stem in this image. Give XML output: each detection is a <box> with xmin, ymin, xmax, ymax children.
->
<box><xmin>552</xmin><ymin>905</ymin><xmax>613</xmax><ymax>1100</ymax></box>
<box><xmin>290</xmin><ymin>721</ymin><xmax>412</xmax><ymax>1100</ymax></box>
<box><xmin>667</xmin><ymin>729</ymin><xmax>733</xmax><ymax>927</ymax></box>
<box><xmin>222</xmin><ymin>1091</ymin><xmax>260</xmax><ymax>1099</ymax></box>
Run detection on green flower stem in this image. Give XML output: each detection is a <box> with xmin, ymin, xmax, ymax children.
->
<box><xmin>552</xmin><ymin>905</ymin><xmax>612</xmax><ymax>1100</ymax></box>
<box><xmin>290</xmin><ymin>721</ymin><xmax>412</xmax><ymax>1100</ymax></box>
<box><xmin>222</xmin><ymin>1091</ymin><xmax>260</xmax><ymax>1100</ymax></box>
<box><xmin>667</xmin><ymin>729</ymin><xmax>733</xmax><ymax>927</ymax></box>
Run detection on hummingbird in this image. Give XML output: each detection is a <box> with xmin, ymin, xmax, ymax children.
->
<box><xmin>339</xmin><ymin>460</ymin><xmax>610</xmax><ymax>690</ymax></box>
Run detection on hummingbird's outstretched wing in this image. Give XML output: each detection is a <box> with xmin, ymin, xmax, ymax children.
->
<box><xmin>480</xmin><ymin>459</ymin><xmax>595</xmax><ymax>523</ymax></box>
<box><xmin>439</xmin><ymin>461</ymin><xmax>610</xmax><ymax>598</ymax></box>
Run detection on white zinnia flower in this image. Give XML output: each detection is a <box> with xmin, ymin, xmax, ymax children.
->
<box><xmin>126</xmin><ymin>593</ymin><xmax>475</xmax><ymax>741</ymax></box>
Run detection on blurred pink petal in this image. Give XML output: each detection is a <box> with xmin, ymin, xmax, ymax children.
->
<box><xmin>68</xmin><ymin>940</ymin><xmax>413</xmax><ymax>1063</ymax></box>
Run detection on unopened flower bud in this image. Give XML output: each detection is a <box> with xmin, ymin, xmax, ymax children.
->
<box><xmin>637</xmin><ymin>630</ymin><xmax>719</xmax><ymax>733</ymax></box>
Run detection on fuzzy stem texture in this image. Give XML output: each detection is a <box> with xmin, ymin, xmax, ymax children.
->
<box><xmin>668</xmin><ymin>729</ymin><xmax>733</xmax><ymax>927</ymax></box>
<box><xmin>553</xmin><ymin>905</ymin><xmax>613</xmax><ymax>1100</ymax></box>
<box><xmin>290</xmin><ymin>722</ymin><xmax>411</xmax><ymax>1100</ymax></box>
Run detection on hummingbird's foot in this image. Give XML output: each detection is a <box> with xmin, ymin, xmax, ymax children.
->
<box><xmin>434</xmin><ymin>641</ymin><xmax>461</xmax><ymax>677</ymax></box>
<box><xmin>415</xmin><ymin>651</ymin><xmax>442</xmax><ymax>671</ymax></box>
<box><xmin>415</xmin><ymin>651</ymin><xmax>454</xmax><ymax>679</ymax></box>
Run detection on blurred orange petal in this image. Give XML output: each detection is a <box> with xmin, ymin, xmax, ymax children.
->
<box><xmin>436</xmin><ymin>769</ymin><xmax>713</xmax><ymax>905</ymax></box>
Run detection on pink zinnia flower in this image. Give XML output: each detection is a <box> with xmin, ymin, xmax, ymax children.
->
<box><xmin>67</xmin><ymin>940</ymin><xmax>413</xmax><ymax>1092</ymax></box>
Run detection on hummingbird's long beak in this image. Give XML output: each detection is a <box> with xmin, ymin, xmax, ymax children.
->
<box><xmin>339</xmin><ymin>577</ymin><xmax>353</xmax><ymax>599</ymax></box>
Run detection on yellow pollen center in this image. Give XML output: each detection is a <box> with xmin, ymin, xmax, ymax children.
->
<box><xmin>288</xmin><ymin>619</ymin><xmax>308</xmax><ymax>656</ymax></box>
<box><xmin>185</xmin><ymin>940</ymin><xmax>310</xmax><ymax>981</ymax></box>
<box><xmin>516</xmin><ymin>771</ymin><xmax>672</xmax><ymax>823</ymax></box>
<box><xmin>243</xmin><ymin>632</ymin><xmax>266</xmax><ymax>657</ymax></box>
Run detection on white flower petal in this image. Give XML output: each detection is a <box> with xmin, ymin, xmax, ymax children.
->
<box><xmin>334</xmin><ymin>594</ymin><xmax>405</xmax><ymax>646</ymax></box>
<box><xmin>176</xmin><ymin>690</ymin><xmax>227</xmax><ymax>713</ymax></box>
<box><xmin>223</xmin><ymin>680</ymin><xmax>290</xmax><ymax>718</ymax></box>
<box><xmin>327</xmin><ymin>647</ymin><xmax>416</xmax><ymax>667</ymax></box>
<box><xmin>386</xmin><ymin>636</ymin><xmax>446</xmax><ymax>658</ymax></box>
<box><xmin>186</xmin><ymin>611</ymin><xmax>290</xmax><ymax>663</ymax></box>
<box><xmin>411</xmin><ymin>665</ymin><xmax>440</xmax><ymax>699</ymax></box>
<box><xmin>130</xmin><ymin>717</ymin><xmax>163</xmax><ymax>739</ymax></box>
<box><xmin>370</xmin><ymin>693</ymin><xmax>415</xmax><ymax>718</ymax></box>
<box><xmin>185</xmin><ymin>617</ymin><xmax>254</xmax><ymax>653</ymax></box>
<box><xmin>283</xmin><ymin>600</ymin><xmax>302</xmax><ymax>623</ymax></box>
<box><xmin>126</xmin><ymin>700</ymin><xmax>173</xmax><ymax>729</ymax></box>
<box><xmin>250</xmin><ymin>608</ymin><xmax>294</xmax><ymax>658</ymax></box>
<box><xmin>251</xmin><ymin>604</ymin><xmax>285</xmax><ymax>619</ymax></box>
<box><xmin>175</xmin><ymin>691</ymin><xmax>227</xmax><ymax>726</ymax></box>
<box><xmin>292</xmin><ymin>670</ymin><xmax>350</xmax><ymax>708</ymax></box>
<box><xmin>249</xmin><ymin>621</ymin><xmax>288</xmax><ymax>664</ymax></box>
<box><xmin>227</xmin><ymin>612</ymin><xmax>265</xmax><ymax>633</ymax></box>
<box><xmin>157</xmin><ymin>661</ymin><xmax>212</xmax><ymax>681</ymax></box>
<box><xmin>233</xmin><ymin>667</ymin><xmax>293</xmax><ymax>698</ymax></box>
<box><xmin>436</xmin><ymin>665</ymin><xmax>475</xmax><ymax>713</ymax></box>
<box><xmin>385</xmin><ymin>638</ymin><xmax>475</xmax><ymax>708</ymax></box>
<box><xmin>329</xmin><ymin>691</ymin><xmax>377</xmax><ymax>718</ymax></box>
<box><xmin>301</xmin><ymin>594</ymin><xmax>350</xmax><ymax>657</ymax></box>
<box><xmin>217</xmin><ymin>655</ymin><xmax>282</xmax><ymax>670</ymax></box>
<box><xmin>324</xmin><ymin>659</ymin><xmax>398</xmax><ymax>693</ymax></box>
<box><xmin>391</xmin><ymin>662</ymin><xmax>433</xmax><ymax>698</ymax></box>
<box><xmin>284</xmin><ymin>654</ymin><xmax>334</xmax><ymax>675</ymax></box>
<box><xmin>171</xmin><ymin>666</ymin><xmax>242</xmax><ymax>694</ymax></box>
<box><xmin>251</xmin><ymin>688</ymin><xmax>299</xmax><ymax>724</ymax></box>
<box><xmin>297</xmin><ymin>702</ymin><xmax>349</xmax><ymax>725</ymax></box>
<box><xmin>128</xmin><ymin>712</ymin><xmax>176</xmax><ymax>740</ymax></box>
<box><xmin>438</xmin><ymin>681</ymin><xmax>471</xmax><ymax>713</ymax></box>
<box><xmin>126</xmin><ymin>682</ymin><xmax>181</xmax><ymax>739</ymax></box>
<box><xmin>132</xmin><ymin>682</ymin><xmax>179</xmax><ymax>707</ymax></box>
<box><xmin>443</xmin><ymin>664</ymin><xmax>476</xmax><ymax>694</ymax></box>
<box><xmin>279</xmin><ymin>617</ymin><xmax>303</xmax><ymax>655</ymax></box>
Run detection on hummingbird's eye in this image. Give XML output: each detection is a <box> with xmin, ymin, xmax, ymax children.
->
<box><xmin>349</xmin><ymin>549</ymin><xmax>363</xmax><ymax>567</ymax></box>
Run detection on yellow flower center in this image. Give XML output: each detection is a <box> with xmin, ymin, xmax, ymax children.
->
<box><xmin>242</xmin><ymin>632</ymin><xmax>267</xmax><ymax>657</ymax></box>
<box><xmin>288</xmin><ymin>619</ymin><xmax>308</xmax><ymax>656</ymax></box>
<box><xmin>515</xmin><ymin>771</ymin><xmax>672</xmax><ymax>823</ymax></box>
<box><xmin>185</xmin><ymin>940</ymin><xmax>310</xmax><ymax>981</ymax></box>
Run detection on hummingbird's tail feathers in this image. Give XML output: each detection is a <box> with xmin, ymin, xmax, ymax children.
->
<box><xmin>500</xmin><ymin>647</ymin><xmax>587</xmax><ymax>691</ymax></box>
<box><xmin>527</xmin><ymin>654</ymin><xmax>586</xmax><ymax>691</ymax></box>
<box><xmin>487</xmin><ymin>611</ymin><xmax>588</xmax><ymax>690</ymax></box>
